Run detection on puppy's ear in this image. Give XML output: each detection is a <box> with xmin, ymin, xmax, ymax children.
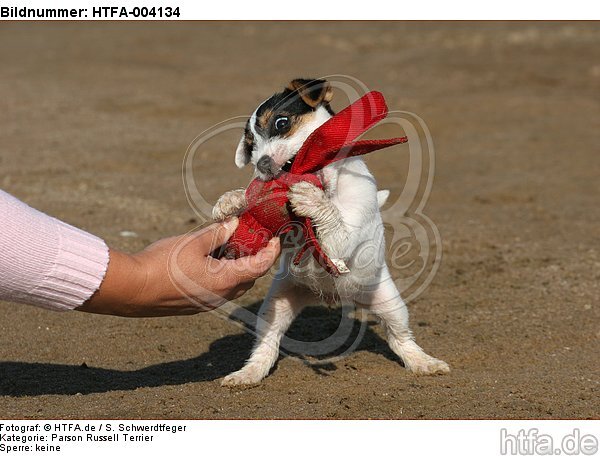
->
<box><xmin>287</xmin><ymin>78</ymin><xmax>333</xmax><ymax>108</ymax></box>
<box><xmin>235</xmin><ymin>124</ymin><xmax>253</xmax><ymax>168</ymax></box>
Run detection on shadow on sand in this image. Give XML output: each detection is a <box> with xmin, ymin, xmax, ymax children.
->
<box><xmin>0</xmin><ymin>302</ymin><xmax>399</xmax><ymax>397</ymax></box>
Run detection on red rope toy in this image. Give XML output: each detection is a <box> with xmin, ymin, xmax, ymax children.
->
<box><xmin>219</xmin><ymin>91</ymin><xmax>407</xmax><ymax>276</ymax></box>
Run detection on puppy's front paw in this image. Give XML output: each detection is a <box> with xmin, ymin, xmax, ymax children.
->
<box><xmin>221</xmin><ymin>365</ymin><xmax>267</xmax><ymax>387</ymax></box>
<box><xmin>288</xmin><ymin>181</ymin><xmax>326</xmax><ymax>218</ymax></box>
<box><xmin>212</xmin><ymin>189</ymin><xmax>247</xmax><ymax>222</ymax></box>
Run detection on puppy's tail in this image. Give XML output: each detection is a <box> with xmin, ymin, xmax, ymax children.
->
<box><xmin>377</xmin><ymin>190</ymin><xmax>390</xmax><ymax>208</ymax></box>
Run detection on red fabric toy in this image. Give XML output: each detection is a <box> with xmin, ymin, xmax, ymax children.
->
<box><xmin>220</xmin><ymin>91</ymin><xmax>408</xmax><ymax>276</ymax></box>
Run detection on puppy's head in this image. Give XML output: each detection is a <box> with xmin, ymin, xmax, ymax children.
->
<box><xmin>235</xmin><ymin>78</ymin><xmax>334</xmax><ymax>180</ymax></box>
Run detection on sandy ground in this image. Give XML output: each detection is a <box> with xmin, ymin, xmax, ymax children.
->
<box><xmin>0</xmin><ymin>22</ymin><xmax>598</xmax><ymax>419</ymax></box>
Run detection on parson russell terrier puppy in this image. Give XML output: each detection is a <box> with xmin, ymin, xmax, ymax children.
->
<box><xmin>213</xmin><ymin>78</ymin><xmax>449</xmax><ymax>386</ymax></box>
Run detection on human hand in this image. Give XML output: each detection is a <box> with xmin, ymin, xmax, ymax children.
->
<box><xmin>77</xmin><ymin>218</ymin><xmax>280</xmax><ymax>317</ymax></box>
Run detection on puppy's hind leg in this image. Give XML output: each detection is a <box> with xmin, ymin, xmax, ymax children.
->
<box><xmin>357</xmin><ymin>267</ymin><xmax>450</xmax><ymax>375</ymax></box>
<box><xmin>221</xmin><ymin>276</ymin><xmax>310</xmax><ymax>386</ymax></box>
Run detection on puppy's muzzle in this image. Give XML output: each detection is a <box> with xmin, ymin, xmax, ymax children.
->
<box><xmin>257</xmin><ymin>155</ymin><xmax>276</xmax><ymax>179</ymax></box>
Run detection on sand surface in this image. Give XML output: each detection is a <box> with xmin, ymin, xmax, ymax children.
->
<box><xmin>0</xmin><ymin>22</ymin><xmax>598</xmax><ymax>419</ymax></box>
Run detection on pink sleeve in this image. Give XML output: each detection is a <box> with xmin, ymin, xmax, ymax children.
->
<box><xmin>0</xmin><ymin>190</ymin><xmax>109</xmax><ymax>311</ymax></box>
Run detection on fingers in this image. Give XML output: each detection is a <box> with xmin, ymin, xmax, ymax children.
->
<box><xmin>195</xmin><ymin>217</ymin><xmax>239</xmax><ymax>254</ymax></box>
<box><xmin>234</xmin><ymin>237</ymin><xmax>281</xmax><ymax>279</ymax></box>
<box><xmin>212</xmin><ymin>237</ymin><xmax>281</xmax><ymax>285</ymax></box>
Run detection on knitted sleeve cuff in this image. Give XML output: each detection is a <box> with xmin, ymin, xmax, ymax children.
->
<box><xmin>29</xmin><ymin>220</ymin><xmax>110</xmax><ymax>311</ymax></box>
<box><xmin>0</xmin><ymin>190</ymin><xmax>110</xmax><ymax>311</ymax></box>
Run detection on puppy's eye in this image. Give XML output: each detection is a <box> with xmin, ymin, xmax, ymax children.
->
<box><xmin>274</xmin><ymin>116</ymin><xmax>289</xmax><ymax>131</ymax></box>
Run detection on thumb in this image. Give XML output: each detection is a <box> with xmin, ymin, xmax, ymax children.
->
<box><xmin>196</xmin><ymin>217</ymin><xmax>239</xmax><ymax>255</ymax></box>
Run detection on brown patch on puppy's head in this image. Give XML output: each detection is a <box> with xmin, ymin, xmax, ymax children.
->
<box><xmin>235</xmin><ymin>78</ymin><xmax>335</xmax><ymax>170</ymax></box>
<box><xmin>279</xmin><ymin>111</ymin><xmax>317</xmax><ymax>139</ymax></box>
<box><xmin>287</xmin><ymin>78</ymin><xmax>333</xmax><ymax>108</ymax></box>
<box><xmin>253</xmin><ymin>78</ymin><xmax>334</xmax><ymax>141</ymax></box>
<box><xmin>257</xmin><ymin>108</ymin><xmax>274</xmax><ymax>130</ymax></box>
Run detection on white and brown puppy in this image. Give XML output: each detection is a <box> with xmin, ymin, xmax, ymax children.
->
<box><xmin>214</xmin><ymin>78</ymin><xmax>449</xmax><ymax>386</ymax></box>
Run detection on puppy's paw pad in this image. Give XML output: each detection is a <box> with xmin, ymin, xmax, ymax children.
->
<box><xmin>288</xmin><ymin>182</ymin><xmax>324</xmax><ymax>217</ymax></box>
<box><xmin>408</xmin><ymin>356</ymin><xmax>450</xmax><ymax>376</ymax></box>
<box><xmin>220</xmin><ymin>367</ymin><xmax>265</xmax><ymax>387</ymax></box>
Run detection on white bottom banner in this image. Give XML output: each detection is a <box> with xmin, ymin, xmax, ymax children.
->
<box><xmin>0</xmin><ymin>420</ymin><xmax>598</xmax><ymax>456</ymax></box>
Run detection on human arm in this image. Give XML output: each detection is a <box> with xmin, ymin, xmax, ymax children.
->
<box><xmin>78</xmin><ymin>218</ymin><xmax>280</xmax><ymax>317</ymax></box>
<box><xmin>0</xmin><ymin>189</ymin><xmax>279</xmax><ymax>316</ymax></box>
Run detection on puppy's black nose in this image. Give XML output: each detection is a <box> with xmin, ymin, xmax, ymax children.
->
<box><xmin>257</xmin><ymin>155</ymin><xmax>274</xmax><ymax>176</ymax></box>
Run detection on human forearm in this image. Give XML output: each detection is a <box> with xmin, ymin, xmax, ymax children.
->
<box><xmin>0</xmin><ymin>188</ymin><xmax>280</xmax><ymax>317</ymax></box>
<box><xmin>76</xmin><ymin>249</ymin><xmax>149</xmax><ymax>317</ymax></box>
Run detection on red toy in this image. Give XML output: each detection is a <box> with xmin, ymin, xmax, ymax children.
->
<box><xmin>220</xmin><ymin>91</ymin><xmax>408</xmax><ymax>276</ymax></box>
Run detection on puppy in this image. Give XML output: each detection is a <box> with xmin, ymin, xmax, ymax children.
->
<box><xmin>213</xmin><ymin>78</ymin><xmax>449</xmax><ymax>385</ymax></box>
